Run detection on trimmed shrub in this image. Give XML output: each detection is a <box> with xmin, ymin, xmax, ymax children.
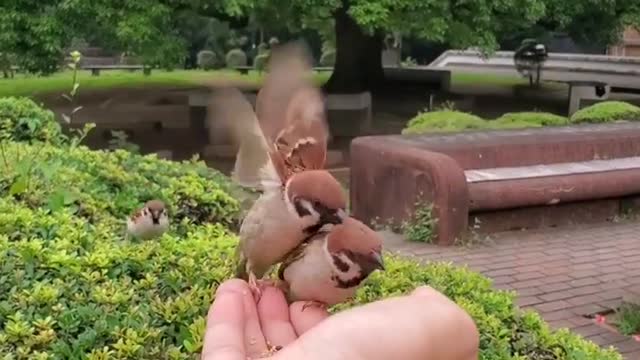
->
<box><xmin>0</xmin><ymin>138</ymin><xmax>623</xmax><ymax>359</ymax></box>
<box><xmin>402</xmin><ymin>110</ymin><xmax>487</xmax><ymax>134</ymax></box>
<box><xmin>196</xmin><ymin>50</ymin><xmax>218</xmax><ymax>70</ymax></box>
<box><xmin>257</xmin><ymin>43</ymin><xmax>269</xmax><ymax>56</ymax></box>
<box><xmin>571</xmin><ymin>101</ymin><xmax>640</xmax><ymax>124</ymax></box>
<box><xmin>319</xmin><ymin>49</ymin><xmax>336</xmax><ymax>67</ymax></box>
<box><xmin>0</xmin><ymin>97</ymin><xmax>64</xmax><ymax>144</ymax></box>
<box><xmin>225</xmin><ymin>49</ymin><xmax>247</xmax><ymax>68</ymax></box>
<box><xmin>489</xmin><ymin>112</ymin><xmax>568</xmax><ymax>129</ymax></box>
<box><xmin>253</xmin><ymin>53</ymin><xmax>270</xmax><ymax>72</ymax></box>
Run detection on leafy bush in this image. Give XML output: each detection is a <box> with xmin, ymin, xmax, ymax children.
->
<box><xmin>402</xmin><ymin>202</ymin><xmax>436</xmax><ymax>243</ymax></box>
<box><xmin>319</xmin><ymin>49</ymin><xmax>336</xmax><ymax>67</ymax></box>
<box><xmin>225</xmin><ymin>49</ymin><xmax>247</xmax><ymax>68</ymax></box>
<box><xmin>0</xmin><ymin>139</ymin><xmax>622</xmax><ymax>359</ymax></box>
<box><xmin>0</xmin><ymin>97</ymin><xmax>64</xmax><ymax>144</ymax></box>
<box><xmin>571</xmin><ymin>101</ymin><xmax>640</xmax><ymax>123</ymax></box>
<box><xmin>257</xmin><ymin>43</ymin><xmax>269</xmax><ymax>56</ymax></box>
<box><xmin>402</xmin><ymin>110</ymin><xmax>487</xmax><ymax>134</ymax></box>
<box><xmin>253</xmin><ymin>53</ymin><xmax>270</xmax><ymax>72</ymax></box>
<box><xmin>0</xmin><ymin>140</ymin><xmax>246</xmax><ymax>358</ymax></box>
<box><xmin>196</xmin><ymin>50</ymin><xmax>218</xmax><ymax>70</ymax></box>
<box><xmin>492</xmin><ymin>112</ymin><xmax>567</xmax><ymax>128</ymax></box>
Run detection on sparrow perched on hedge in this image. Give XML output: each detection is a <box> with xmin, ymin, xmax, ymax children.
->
<box><xmin>277</xmin><ymin>216</ymin><xmax>385</xmax><ymax>310</ymax></box>
<box><xmin>209</xmin><ymin>41</ymin><xmax>347</xmax><ymax>299</ymax></box>
<box><xmin>126</xmin><ymin>200</ymin><xmax>169</xmax><ymax>240</ymax></box>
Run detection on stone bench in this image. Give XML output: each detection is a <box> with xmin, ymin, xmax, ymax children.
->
<box><xmin>567</xmin><ymin>80</ymin><xmax>640</xmax><ymax>116</ymax></box>
<box><xmin>84</xmin><ymin>65</ymin><xmax>151</xmax><ymax>76</ymax></box>
<box><xmin>350</xmin><ymin>122</ymin><xmax>640</xmax><ymax>245</ymax></box>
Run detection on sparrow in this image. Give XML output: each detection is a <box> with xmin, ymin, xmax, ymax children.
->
<box><xmin>125</xmin><ymin>199</ymin><xmax>169</xmax><ymax>240</ymax></box>
<box><xmin>208</xmin><ymin>41</ymin><xmax>348</xmax><ymax>299</ymax></box>
<box><xmin>277</xmin><ymin>216</ymin><xmax>385</xmax><ymax>310</ymax></box>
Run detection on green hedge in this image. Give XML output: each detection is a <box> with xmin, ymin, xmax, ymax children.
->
<box><xmin>403</xmin><ymin>101</ymin><xmax>640</xmax><ymax>134</ymax></box>
<box><xmin>0</xmin><ymin>99</ymin><xmax>623</xmax><ymax>359</ymax></box>
<box><xmin>402</xmin><ymin>110</ymin><xmax>487</xmax><ymax>134</ymax></box>
<box><xmin>0</xmin><ymin>97</ymin><xmax>64</xmax><ymax>145</ymax></box>
<box><xmin>571</xmin><ymin>101</ymin><xmax>640</xmax><ymax>123</ymax></box>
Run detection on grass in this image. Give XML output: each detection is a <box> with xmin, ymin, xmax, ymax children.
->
<box><xmin>0</xmin><ymin>68</ymin><xmax>558</xmax><ymax>98</ymax></box>
<box><xmin>0</xmin><ymin>69</ymin><xmax>331</xmax><ymax>98</ymax></box>
<box><xmin>615</xmin><ymin>302</ymin><xmax>640</xmax><ymax>336</ymax></box>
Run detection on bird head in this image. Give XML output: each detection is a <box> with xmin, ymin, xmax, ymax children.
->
<box><xmin>325</xmin><ymin>217</ymin><xmax>385</xmax><ymax>282</ymax></box>
<box><xmin>144</xmin><ymin>200</ymin><xmax>167</xmax><ymax>225</ymax></box>
<box><xmin>285</xmin><ymin>169</ymin><xmax>347</xmax><ymax>228</ymax></box>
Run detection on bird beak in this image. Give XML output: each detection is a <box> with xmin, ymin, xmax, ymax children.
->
<box><xmin>371</xmin><ymin>251</ymin><xmax>385</xmax><ymax>271</ymax></box>
<box><xmin>151</xmin><ymin>212</ymin><xmax>160</xmax><ymax>224</ymax></box>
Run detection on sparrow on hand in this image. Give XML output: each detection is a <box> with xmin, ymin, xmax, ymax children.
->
<box><xmin>208</xmin><ymin>41</ymin><xmax>348</xmax><ymax>300</ymax></box>
<box><xmin>277</xmin><ymin>216</ymin><xmax>385</xmax><ymax>311</ymax></box>
<box><xmin>126</xmin><ymin>199</ymin><xmax>169</xmax><ymax>240</ymax></box>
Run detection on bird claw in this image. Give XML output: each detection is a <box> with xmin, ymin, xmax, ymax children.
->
<box><xmin>301</xmin><ymin>300</ymin><xmax>327</xmax><ymax>312</ymax></box>
<box><xmin>248</xmin><ymin>273</ymin><xmax>263</xmax><ymax>301</ymax></box>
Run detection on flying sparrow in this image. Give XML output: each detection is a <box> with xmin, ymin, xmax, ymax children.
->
<box><xmin>126</xmin><ymin>199</ymin><xmax>169</xmax><ymax>240</ymax></box>
<box><xmin>208</xmin><ymin>41</ymin><xmax>348</xmax><ymax>299</ymax></box>
<box><xmin>277</xmin><ymin>216</ymin><xmax>385</xmax><ymax>310</ymax></box>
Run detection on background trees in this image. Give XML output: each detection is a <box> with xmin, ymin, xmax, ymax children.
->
<box><xmin>1</xmin><ymin>0</ymin><xmax>639</xmax><ymax>91</ymax></box>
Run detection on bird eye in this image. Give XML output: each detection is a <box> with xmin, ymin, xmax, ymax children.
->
<box><xmin>312</xmin><ymin>200</ymin><xmax>321</xmax><ymax>208</ymax></box>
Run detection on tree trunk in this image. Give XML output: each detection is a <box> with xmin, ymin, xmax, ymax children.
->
<box><xmin>323</xmin><ymin>6</ymin><xmax>384</xmax><ymax>94</ymax></box>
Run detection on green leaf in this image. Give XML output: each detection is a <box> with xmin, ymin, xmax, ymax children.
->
<box><xmin>9</xmin><ymin>176</ymin><xmax>27</xmax><ymax>195</ymax></box>
<box><xmin>47</xmin><ymin>191</ymin><xmax>66</xmax><ymax>212</ymax></box>
<box><xmin>70</xmin><ymin>83</ymin><xmax>80</xmax><ymax>97</ymax></box>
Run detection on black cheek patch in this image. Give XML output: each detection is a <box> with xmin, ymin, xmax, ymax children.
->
<box><xmin>293</xmin><ymin>198</ymin><xmax>311</xmax><ymax>217</ymax></box>
<box><xmin>331</xmin><ymin>254</ymin><xmax>350</xmax><ymax>272</ymax></box>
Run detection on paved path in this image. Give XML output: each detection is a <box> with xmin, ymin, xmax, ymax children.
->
<box><xmin>381</xmin><ymin>221</ymin><xmax>640</xmax><ymax>358</ymax></box>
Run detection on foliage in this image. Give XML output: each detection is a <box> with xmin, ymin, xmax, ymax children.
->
<box><xmin>570</xmin><ymin>101</ymin><xmax>640</xmax><ymax>124</ymax></box>
<box><xmin>0</xmin><ymin>53</ymin><xmax>15</xmax><ymax>79</ymax></box>
<box><xmin>492</xmin><ymin>112</ymin><xmax>568</xmax><ymax>128</ymax></box>
<box><xmin>404</xmin><ymin>110</ymin><xmax>572</xmax><ymax>134</ymax></box>
<box><xmin>0</xmin><ymin>99</ymin><xmax>624</xmax><ymax>358</ymax></box>
<box><xmin>0</xmin><ymin>98</ymin><xmax>64</xmax><ymax>145</ymax></box>
<box><xmin>336</xmin><ymin>259</ymin><xmax>622</xmax><ymax>360</ymax></box>
<box><xmin>257</xmin><ymin>43</ymin><xmax>269</xmax><ymax>55</ymax></box>
<box><xmin>614</xmin><ymin>302</ymin><xmax>640</xmax><ymax>336</ymax></box>
<box><xmin>225</xmin><ymin>49</ymin><xmax>248</xmax><ymax>68</ymax></box>
<box><xmin>60</xmin><ymin>51</ymin><xmax>84</xmax><ymax>125</ymax></box>
<box><xmin>402</xmin><ymin>110</ymin><xmax>487</xmax><ymax>134</ymax></box>
<box><xmin>196</xmin><ymin>51</ymin><xmax>220</xmax><ymax>71</ymax></box>
<box><xmin>253</xmin><ymin>53</ymin><xmax>270</xmax><ymax>72</ymax></box>
<box><xmin>402</xmin><ymin>200</ymin><xmax>436</xmax><ymax>243</ymax></box>
<box><xmin>319</xmin><ymin>49</ymin><xmax>336</xmax><ymax>67</ymax></box>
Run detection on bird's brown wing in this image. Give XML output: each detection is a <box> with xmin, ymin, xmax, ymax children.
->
<box><xmin>255</xmin><ymin>41</ymin><xmax>330</xmax><ymax>181</ymax></box>
<box><xmin>208</xmin><ymin>87</ymin><xmax>281</xmax><ymax>191</ymax></box>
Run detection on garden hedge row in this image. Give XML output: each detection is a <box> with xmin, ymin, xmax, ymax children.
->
<box><xmin>403</xmin><ymin>101</ymin><xmax>640</xmax><ymax>134</ymax></box>
<box><xmin>0</xmin><ymin>97</ymin><xmax>623</xmax><ymax>359</ymax></box>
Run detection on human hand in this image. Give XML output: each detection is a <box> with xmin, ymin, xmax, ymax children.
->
<box><xmin>201</xmin><ymin>279</ymin><xmax>479</xmax><ymax>360</ymax></box>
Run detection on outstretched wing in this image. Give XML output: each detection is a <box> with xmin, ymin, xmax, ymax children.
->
<box><xmin>255</xmin><ymin>41</ymin><xmax>330</xmax><ymax>181</ymax></box>
<box><xmin>208</xmin><ymin>87</ymin><xmax>281</xmax><ymax>191</ymax></box>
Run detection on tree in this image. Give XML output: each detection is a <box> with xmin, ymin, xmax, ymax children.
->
<box><xmin>234</xmin><ymin>0</ymin><xmax>640</xmax><ymax>94</ymax></box>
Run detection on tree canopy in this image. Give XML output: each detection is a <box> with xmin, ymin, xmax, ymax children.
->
<box><xmin>1</xmin><ymin>0</ymin><xmax>639</xmax><ymax>90</ymax></box>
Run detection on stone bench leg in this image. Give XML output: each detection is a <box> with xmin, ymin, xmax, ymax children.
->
<box><xmin>350</xmin><ymin>138</ymin><xmax>470</xmax><ymax>245</ymax></box>
<box><xmin>91</xmin><ymin>69</ymin><xmax>100</xmax><ymax>76</ymax></box>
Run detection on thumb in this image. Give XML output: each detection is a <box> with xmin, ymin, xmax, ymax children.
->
<box><xmin>274</xmin><ymin>286</ymin><xmax>479</xmax><ymax>360</ymax></box>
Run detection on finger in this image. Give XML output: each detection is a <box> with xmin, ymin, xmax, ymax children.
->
<box><xmin>275</xmin><ymin>287</ymin><xmax>479</xmax><ymax>360</ymax></box>
<box><xmin>289</xmin><ymin>301</ymin><xmax>330</xmax><ymax>336</ymax></box>
<box><xmin>257</xmin><ymin>286</ymin><xmax>298</xmax><ymax>348</ymax></box>
<box><xmin>243</xmin><ymin>284</ymin><xmax>268</xmax><ymax>357</ymax></box>
<box><xmin>201</xmin><ymin>280</ymin><xmax>247</xmax><ymax>360</ymax></box>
